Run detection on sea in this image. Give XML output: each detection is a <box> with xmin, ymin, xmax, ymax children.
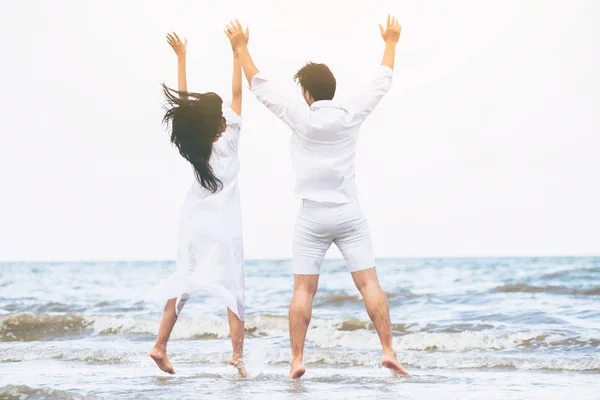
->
<box><xmin>1</xmin><ymin>257</ymin><xmax>599</xmax><ymax>399</ymax></box>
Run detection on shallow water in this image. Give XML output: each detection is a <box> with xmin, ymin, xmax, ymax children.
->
<box><xmin>1</xmin><ymin>257</ymin><xmax>599</xmax><ymax>399</ymax></box>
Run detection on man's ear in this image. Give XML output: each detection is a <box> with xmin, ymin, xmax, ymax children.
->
<box><xmin>302</xmin><ymin>88</ymin><xmax>313</xmax><ymax>103</ymax></box>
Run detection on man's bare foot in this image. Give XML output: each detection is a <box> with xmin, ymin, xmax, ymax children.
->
<box><xmin>288</xmin><ymin>360</ymin><xmax>306</xmax><ymax>379</ymax></box>
<box><xmin>381</xmin><ymin>353</ymin><xmax>408</xmax><ymax>376</ymax></box>
<box><xmin>229</xmin><ymin>356</ymin><xmax>248</xmax><ymax>378</ymax></box>
<box><xmin>150</xmin><ymin>346</ymin><xmax>175</xmax><ymax>374</ymax></box>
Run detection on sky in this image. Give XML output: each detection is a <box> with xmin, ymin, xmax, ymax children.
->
<box><xmin>0</xmin><ymin>0</ymin><xmax>598</xmax><ymax>262</ymax></box>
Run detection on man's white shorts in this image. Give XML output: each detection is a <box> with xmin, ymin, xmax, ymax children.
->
<box><xmin>293</xmin><ymin>198</ymin><xmax>375</xmax><ymax>275</ymax></box>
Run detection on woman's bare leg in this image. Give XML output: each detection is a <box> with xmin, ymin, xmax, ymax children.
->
<box><xmin>227</xmin><ymin>308</ymin><xmax>247</xmax><ymax>377</ymax></box>
<box><xmin>150</xmin><ymin>298</ymin><xmax>179</xmax><ymax>374</ymax></box>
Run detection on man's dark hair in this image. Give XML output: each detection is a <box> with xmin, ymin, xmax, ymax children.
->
<box><xmin>293</xmin><ymin>62</ymin><xmax>336</xmax><ymax>101</ymax></box>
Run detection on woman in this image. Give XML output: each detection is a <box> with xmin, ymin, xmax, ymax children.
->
<box><xmin>148</xmin><ymin>25</ymin><xmax>248</xmax><ymax>377</ymax></box>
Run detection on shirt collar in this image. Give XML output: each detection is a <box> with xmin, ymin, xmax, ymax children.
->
<box><xmin>310</xmin><ymin>100</ymin><xmax>338</xmax><ymax>110</ymax></box>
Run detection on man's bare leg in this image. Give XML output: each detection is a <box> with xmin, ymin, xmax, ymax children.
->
<box><xmin>288</xmin><ymin>274</ymin><xmax>319</xmax><ymax>379</ymax></box>
<box><xmin>227</xmin><ymin>308</ymin><xmax>247</xmax><ymax>377</ymax></box>
<box><xmin>150</xmin><ymin>298</ymin><xmax>179</xmax><ymax>374</ymax></box>
<box><xmin>351</xmin><ymin>268</ymin><xmax>408</xmax><ymax>376</ymax></box>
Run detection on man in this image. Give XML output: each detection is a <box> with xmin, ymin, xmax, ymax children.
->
<box><xmin>225</xmin><ymin>15</ymin><xmax>407</xmax><ymax>379</ymax></box>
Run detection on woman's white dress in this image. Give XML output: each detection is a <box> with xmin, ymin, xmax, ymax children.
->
<box><xmin>149</xmin><ymin>105</ymin><xmax>245</xmax><ymax>320</ymax></box>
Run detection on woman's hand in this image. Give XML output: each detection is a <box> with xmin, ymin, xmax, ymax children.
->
<box><xmin>224</xmin><ymin>20</ymin><xmax>249</xmax><ymax>54</ymax></box>
<box><xmin>166</xmin><ymin>32</ymin><xmax>187</xmax><ymax>59</ymax></box>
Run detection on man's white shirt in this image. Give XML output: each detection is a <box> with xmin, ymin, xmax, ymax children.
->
<box><xmin>250</xmin><ymin>65</ymin><xmax>394</xmax><ymax>203</ymax></box>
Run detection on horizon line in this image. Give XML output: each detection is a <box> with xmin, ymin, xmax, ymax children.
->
<box><xmin>1</xmin><ymin>254</ymin><xmax>599</xmax><ymax>264</ymax></box>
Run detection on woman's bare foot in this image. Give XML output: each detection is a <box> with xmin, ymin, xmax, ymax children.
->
<box><xmin>288</xmin><ymin>359</ymin><xmax>306</xmax><ymax>379</ymax></box>
<box><xmin>381</xmin><ymin>352</ymin><xmax>408</xmax><ymax>376</ymax></box>
<box><xmin>150</xmin><ymin>346</ymin><xmax>175</xmax><ymax>374</ymax></box>
<box><xmin>229</xmin><ymin>356</ymin><xmax>248</xmax><ymax>378</ymax></box>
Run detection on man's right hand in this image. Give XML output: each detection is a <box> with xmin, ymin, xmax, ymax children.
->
<box><xmin>225</xmin><ymin>20</ymin><xmax>250</xmax><ymax>54</ymax></box>
<box><xmin>379</xmin><ymin>14</ymin><xmax>401</xmax><ymax>45</ymax></box>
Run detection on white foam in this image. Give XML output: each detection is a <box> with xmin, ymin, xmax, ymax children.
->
<box><xmin>307</xmin><ymin>329</ymin><xmax>584</xmax><ymax>352</ymax></box>
<box><xmin>3</xmin><ymin>343</ymin><xmax>598</xmax><ymax>372</ymax></box>
<box><xmin>84</xmin><ymin>314</ymin><xmax>592</xmax><ymax>354</ymax></box>
<box><xmin>86</xmin><ymin>314</ymin><xmax>290</xmax><ymax>339</ymax></box>
<box><xmin>403</xmin><ymin>352</ymin><xmax>600</xmax><ymax>371</ymax></box>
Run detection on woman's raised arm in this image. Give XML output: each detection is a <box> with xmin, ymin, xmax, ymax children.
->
<box><xmin>166</xmin><ymin>32</ymin><xmax>189</xmax><ymax>100</ymax></box>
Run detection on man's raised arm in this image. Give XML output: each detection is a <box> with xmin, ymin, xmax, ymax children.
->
<box><xmin>225</xmin><ymin>20</ymin><xmax>259</xmax><ymax>85</ymax></box>
<box><xmin>349</xmin><ymin>14</ymin><xmax>402</xmax><ymax>121</ymax></box>
<box><xmin>379</xmin><ymin>14</ymin><xmax>401</xmax><ymax>70</ymax></box>
<box><xmin>225</xmin><ymin>20</ymin><xmax>308</xmax><ymax>131</ymax></box>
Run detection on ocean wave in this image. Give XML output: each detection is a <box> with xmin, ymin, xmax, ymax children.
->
<box><xmin>2</xmin><ymin>313</ymin><xmax>597</xmax><ymax>354</ymax></box>
<box><xmin>308</xmin><ymin>329</ymin><xmax>600</xmax><ymax>352</ymax></box>
<box><xmin>0</xmin><ymin>385</ymin><xmax>99</xmax><ymax>400</ymax></box>
<box><xmin>0</xmin><ymin>300</ymin><xmax>144</xmax><ymax>315</ymax></box>
<box><xmin>313</xmin><ymin>293</ymin><xmax>363</xmax><ymax>307</ymax></box>
<box><xmin>0</xmin><ymin>313</ymin><xmax>90</xmax><ymax>342</ymax></box>
<box><xmin>313</xmin><ymin>290</ymin><xmax>419</xmax><ymax>307</ymax></box>
<box><xmin>332</xmin><ymin>318</ymin><xmax>411</xmax><ymax>333</ymax></box>
<box><xmin>0</xmin><ymin>313</ymin><xmax>292</xmax><ymax>342</ymax></box>
<box><xmin>0</xmin><ymin>313</ymin><xmax>500</xmax><ymax>343</ymax></box>
<box><xmin>541</xmin><ymin>267</ymin><xmax>600</xmax><ymax>280</ymax></box>
<box><xmin>0</xmin><ymin>313</ymin><xmax>380</xmax><ymax>342</ymax></box>
<box><xmin>394</xmin><ymin>330</ymin><xmax>600</xmax><ymax>351</ymax></box>
<box><xmin>294</xmin><ymin>352</ymin><xmax>600</xmax><ymax>372</ymax></box>
<box><xmin>403</xmin><ymin>353</ymin><xmax>600</xmax><ymax>372</ymax></box>
<box><xmin>2</xmin><ymin>346</ymin><xmax>599</xmax><ymax>373</ymax></box>
<box><xmin>492</xmin><ymin>283</ymin><xmax>600</xmax><ymax>296</ymax></box>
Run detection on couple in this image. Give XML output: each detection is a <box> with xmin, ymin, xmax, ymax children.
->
<box><xmin>149</xmin><ymin>15</ymin><xmax>406</xmax><ymax>379</ymax></box>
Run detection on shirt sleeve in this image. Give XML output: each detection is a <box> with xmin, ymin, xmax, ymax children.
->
<box><xmin>346</xmin><ymin>65</ymin><xmax>394</xmax><ymax>121</ymax></box>
<box><xmin>222</xmin><ymin>103</ymin><xmax>242</xmax><ymax>153</ymax></box>
<box><xmin>250</xmin><ymin>73</ymin><xmax>309</xmax><ymax>131</ymax></box>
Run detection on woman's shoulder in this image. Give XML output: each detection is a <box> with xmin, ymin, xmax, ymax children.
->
<box><xmin>222</xmin><ymin>102</ymin><xmax>242</xmax><ymax>128</ymax></box>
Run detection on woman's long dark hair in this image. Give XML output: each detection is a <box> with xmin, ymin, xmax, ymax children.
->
<box><xmin>162</xmin><ymin>84</ymin><xmax>224</xmax><ymax>193</ymax></box>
